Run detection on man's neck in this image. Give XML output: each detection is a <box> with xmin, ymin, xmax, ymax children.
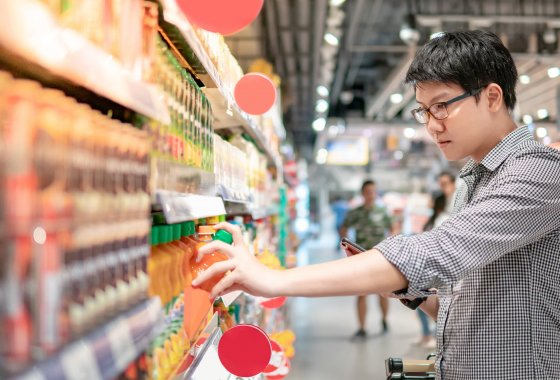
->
<box><xmin>471</xmin><ymin>117</ymin><xmax>517</xmax><ymax>162</ymax></box>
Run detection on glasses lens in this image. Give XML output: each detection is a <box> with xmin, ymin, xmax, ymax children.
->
<box><xmin>412</xmin><ymin>109</ymin><xmax>429</xmax><ymax>124</ymax></box>
<box><xmin>430</xmin><ymin>103</ymin><xmax>448</xmax><ymax>120</ymax></box>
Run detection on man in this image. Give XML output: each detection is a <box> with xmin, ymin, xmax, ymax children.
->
<box><xmin>193</xmin><ymin>30</ymin><xmax>560</xmax><ymax>379</ymax></box>
<box><xmin>339</xmin><ymin>180</ymin><xmax>392</xmax><ymax>338</ymax></box>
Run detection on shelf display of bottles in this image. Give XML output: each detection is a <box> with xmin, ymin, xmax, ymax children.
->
<box><xmin>0</xmin><ymin>72</ymin><xmax>151</xmax><ymax>375</ymax></box>
<box><xmin>40</xmin><ymin>0</ymin><xmax>159</xmax><ymax>83</ymax></box>
<box><xmin>148</xmin><ymin>38</ymin><xmax>215</xmax><ymax>195</ymax></box>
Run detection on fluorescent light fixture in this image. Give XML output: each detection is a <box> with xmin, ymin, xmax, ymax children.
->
<box><xmin>312</xmin><ymin>118</ymin><xmax>326</xmax><ymax>132</ymax></box>
<box><xmin>315</xmin><ymin>99</ymin><xmax>329</xmax><ymax>113</ymax></box>
<box><xmin>316</xmin><ymin>148</ymin><xmax>328</xmax><ymax>164</ymax></box>
<box><xmin>390</xmin><ymin>93</ymin><xmax>403</xmax><ymax>104</ymax></box>
<box><xmin>537</xmin><ymin>108</ymin><xmax>548</xmax><ymax>119</ymax></box>
<box><xmin>536</xmin><ymin>127</ymin><xmax>548</xmax><ymax>138</ymax></box>
<box><xmin>519</xmin><ymin>75</ymin><xmax>530</xmax><ymax>84</ymax></box>
<box><xmin>522</xmin><ymin>114</ymin><xmax>533</xmax><ymax>124</ymax></box>
<box><xmin>317</xmin><ymin>85</ymin><xmax>329</xmax><ymax>97</ymax></box>
<box><xmin>403</xmin><ymin>127</ymin><xmax>416</xmax><ymax>139</ymax></box>
<box><xmin>324</xmin><ymin>32</ymin><xmax>339</xmax><ymax>46</ymax></box>
<box><xmin>329</xmin><ymin>0</ymin><xmax>346</xmax><ymax>6</ymax></box>
<box><xmin>547</xmin><ymin>67</ymin><xmax>560</xmax><ymax>78</ymax></box>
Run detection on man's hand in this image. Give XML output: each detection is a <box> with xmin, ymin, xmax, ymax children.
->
<box><xmin>191</xmin><ymin>222</ymin><xmax>283</xmax><ymax>299</ymax></box>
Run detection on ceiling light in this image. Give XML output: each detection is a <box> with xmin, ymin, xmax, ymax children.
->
<box><xmin>522</xmin><ymin>114</ymin><xmax>533</xmax><ymax>124</ymax></box>
<box><xmin>393</xmin><ymin>150</ymin><xmax>404</xmax><ymax>160</ymax></box>
<box><xmin>547</xmin><ymin>67</ymin><xmax>560</xmax><ymax>78</ymax></box>
<box><xmin>312</xmin><ymin>118</ymin><xmax>326</xmax><ymax>132</ymax></box>
<box><xmin>403</xmin><ymin>127</ymin><xmax>416</xmax><ymax>139</ymax></box>
<box><xmin>317</xmin><ymin>85</ymin><xmax>329</xmax><ymax>97</ymax></box>
<box><xmin>543</xmin><ymin>136</ymin><xmax>552</xmax><ymax>145</ymax></box>
<box><xmin>324</xmin><ymin>32</ymin><xmax>339</xmax><ymax>46</ymax></box>
<box><xmin>536</xmin><ymin>127</ymin><xmax>548</xmax><ymax>138</ymax></box>
<box><xmin>519</xmin><ymin>75</ymin><xmax>530</xmax><ymax>84</ymax></box>
<box><xmin>315</xmin><ymin>99</ymin><xmax>329</xmax><ymax>113</ymax></box>
<box><xmin>340</xmin><ymin>91</ymin><xmax>354</xmax><ymax>105</ymax></box>
<box><xmin>329</xmin><ymin>0</ymin><xmax>346</xmax><ymax>6</ymax></box>
<box><xmin>537</xmin><ymin>109</ymin><xmax>549</xmax><ymax>119</ymax></box>
<box><xmin>399</xmin><ymin>14</ymin><xmax>420</xmax><ymax>46</ymax></box>
<box><xmin>316</xmin><ymin>148</ymin><xmax>328</xmax><ymax>164</ymax></box>
<box><xmin>390</xmin><ymin>93</ymin><xmax>404</xmax><ymax>104</ymax></box>
<box><xmin>328</xmin><ymin>125</ymin><xmax>339</xmax><ymax>136</ymax></box>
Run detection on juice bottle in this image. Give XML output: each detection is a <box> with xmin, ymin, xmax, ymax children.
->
<box><xmin>148</xmin><ymin>226</ymin><xmax>165</xmax><ymax>303</ymax></box>
<box><xmin>190</xmin><ymin>226</ymin><xmax>232</xmax><ymax>293</ymax></box>
<box><xmin>167</xmin><ymin>224</ymin><xmax>186</xmax><ymax>302</ymax></box>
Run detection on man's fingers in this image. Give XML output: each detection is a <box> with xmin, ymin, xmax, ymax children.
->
<box><xmin>213</xmin><ymin>222</ymin><xmax>244</xmax><ymax>246</ymax></box>
<box><xmin>192</xmin><ymin>260</ymin><xmax>236</xmax><ymax>287</ymax></box>
<box><xmin>196</xmin><ymin>240</ymin><xmax>235</xmax><ymax>261</ymax></box>
<box><xmin>210</xmin><ymin>272</ymin><xmax>238</xmax><ymax>299</ymax></box>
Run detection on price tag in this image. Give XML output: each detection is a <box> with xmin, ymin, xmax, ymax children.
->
<box><xmin>60</xmin><ymin>342</ymin><xmax>103</xmax><ymax>380</ymax></box>
<box><xmin>106</xmin><ymin>318</ymin><xmax>137</xmax><ymax>371</ymax></box>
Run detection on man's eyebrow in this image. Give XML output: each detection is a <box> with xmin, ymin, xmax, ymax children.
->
<box><xmin>416</xmin><ymin>92</ymin><xmax>450</xmax><ymax>106</ymax></box>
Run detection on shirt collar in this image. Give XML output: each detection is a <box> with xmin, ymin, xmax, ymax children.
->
<box><xmin>460</xmin><ymin>126</ymin><xmax>533</xmax><ymax>177</ymax></box>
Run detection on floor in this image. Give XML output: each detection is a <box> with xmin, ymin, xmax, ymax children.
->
<box><xmin>288</xmin><ymin>229</ymin><xmax>433</xmax><ymax>380</ymax></box>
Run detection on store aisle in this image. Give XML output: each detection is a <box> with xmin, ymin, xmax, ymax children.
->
<box><xmin>289</xmin><ymin>230</ymin><xmax>432</xmax><ymax>380</ymax></box>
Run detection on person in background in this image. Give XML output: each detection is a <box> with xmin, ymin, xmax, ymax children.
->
<box><xmin>434</xmin><ymin>171</ymin><xmax>456</xmax><ymax>226</ymax></box>
<box><xmin>338</xmin><ymin>180</ymin><xmax>393</xmax><ymax>339</ymax></box>
<box><xmin>416</xmin><ymin>172</ymin><xmax>456</xmax><ymax>348</ymax></box>
<box><xmin>415</xmin><ymin>193</ymin><xmax>446</xmax><ymax>348</ymax></box>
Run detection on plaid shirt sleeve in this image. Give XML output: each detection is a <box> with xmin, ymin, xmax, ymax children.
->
<box><xmin>375</xmin><ymin>149</ymin><xmax>560</xmax><ymax>296</ymax></box>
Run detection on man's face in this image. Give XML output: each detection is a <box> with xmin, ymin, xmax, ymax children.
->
<box><xmin>415</xmin><ymin>82</ymin><xmax>492</xmax><ymax>161</ymax></box>
<box><xmin>438</xmin><ymin>175</ymin><xmax>456</xmax><ymax>197</ymax></box>
<box><xmin>362</xmin><ymin>184</ymin><xmax>376</xmax><ymax>205</ymax></box>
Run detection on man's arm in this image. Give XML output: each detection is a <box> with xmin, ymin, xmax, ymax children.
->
<box><xmin>192</xmin><ymin>223</ymin><xmax>408</xmax><ymax>299</ymax></box>
<box><xmin>418</xmin><ymin>297</ymin><xmax>439</xmax><ymax>320</ymax></box>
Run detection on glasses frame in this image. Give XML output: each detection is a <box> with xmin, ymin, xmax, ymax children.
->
<box><xmin>410</xmin><ymin>87</ymin><xmax>485</xmax><ymax>125</ymax></box>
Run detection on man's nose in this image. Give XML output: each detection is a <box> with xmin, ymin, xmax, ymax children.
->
<box><xmin>425</xmin><ymin>115</ymin><xmax>445</xmax><ymax>136</ymax></box>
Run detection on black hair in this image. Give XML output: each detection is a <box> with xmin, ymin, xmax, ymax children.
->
<box><xmin>438</xmin><ymin>171</ymin><xmax>456</xmax><ymax>183</ymax></box>
<box><xmin>405</xmin><ymin>30</ymin><xmax>518</xmax><ymax>111</ymax></box>
<box><xmin>361</xmin><ymin>180</ymin><xmax>376</xmax><ymax>192</ymax></box>
<box><xmin>424</xmin><ymin>193</ymin><xmax>447</xmax><ymax>231</ymax></box>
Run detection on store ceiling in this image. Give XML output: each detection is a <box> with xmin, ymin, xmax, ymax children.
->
<box><xmin>226</xmin><ymin>0</ymin><xmax>560</xmax><ymax>159</ymax></box>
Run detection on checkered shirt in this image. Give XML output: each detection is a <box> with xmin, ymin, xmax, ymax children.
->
<box><xmin>376</xmin><ymin>126</ymin><xmax>560</xmax><ymax>379</ymax></box>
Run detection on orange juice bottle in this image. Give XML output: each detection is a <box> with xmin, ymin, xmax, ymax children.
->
<box><xmin>190</xmin><ymin>226</ymin><xmax>232</xmax><ymax>292</ymax></box>
<box><xmin>167</xmin><ymin>224</ymin><xmax>186</xmax><ymax>300</ymax></box>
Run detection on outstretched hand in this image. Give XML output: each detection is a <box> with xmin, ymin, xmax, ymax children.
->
<box><xmin>191</xmin><ymin>222</ymin><xmax>283</xmax><ymax>299</ymax></box>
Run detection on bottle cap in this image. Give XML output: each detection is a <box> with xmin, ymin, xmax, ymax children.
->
<box><xmin>214</xmin><ymin>230</ymin><xmax>233</xmax><ymax>245</ymax></box>
<box><xmin>206</xmin><ymin>216</ymin><xmax>219</xmax><ymax>225</ymax></box>
<box><xmin>173</xmin><ymin>224</ymin><xmax>181</xmax><ymax>240</ymax></box>
<box><xmin>197</xmin><ymin>225</ymin><xmax>215</xmax><ymax>235</ymax></box>
<box><xmin>150</xmin><ymin>226</ymin><xmax>159</xmax><ymax>246</ymax></box>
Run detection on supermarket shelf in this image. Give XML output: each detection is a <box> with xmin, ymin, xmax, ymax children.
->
<box><xmin>12</xmin><ymin>298</ymin><xmax>163</xmax><ymax>380</ymax></box>
<box><xmin>160</xmin><ymin>0</ymin><xmax>282</xmax><ymax>170</ymax></box>
<box><xmin>220</xmin><ymin>291</ymin><xmax>244</xmax><ymax>308</ymax></box>
<box><xmin>156</xmin><ymin>190</ymin><xmax>226</xmax><ymax>224</ymax></box>
<box><xmin>0</xmin><ymin>1</ymin><xmax>170</xmax><ymax>124</ymax></box>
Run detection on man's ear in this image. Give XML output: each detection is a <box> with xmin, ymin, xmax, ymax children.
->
<box><xmin>485</xmin><ymin>83</ymin><xmax>503</xmax><ymax>113</ymax></box>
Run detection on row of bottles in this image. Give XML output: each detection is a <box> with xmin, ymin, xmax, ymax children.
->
<box><xmin>149</xmin><ymin>38</ymin><xmax>214</xmax><ymax>173</ymax></box>
<box><xmin>147</xmin><ymin>218</ymin><xmax>232</xmax><ymax>379</ymax></box>
<box><xmin>40</xmin><ymin>0</ymin><xmax>159</xmax><ymax>82</ymax></box>
<box><xmin>0</xmin><ymin>72</ymin><xmax>151</xmax><ymax>374</ymax></box>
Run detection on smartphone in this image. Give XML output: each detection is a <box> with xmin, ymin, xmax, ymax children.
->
<box><xmin>340</xmin><ymin>238</ymin><xmax>366</xmax><ymax>256</ymax></box>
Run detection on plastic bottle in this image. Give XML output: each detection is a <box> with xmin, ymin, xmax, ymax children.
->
<box><xmin>190</xmin><ymin>226</ymin><xmax>233</xmax><ymax>292</ymax></box>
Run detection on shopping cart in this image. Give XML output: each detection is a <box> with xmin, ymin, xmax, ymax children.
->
<box><xmin>385</xmin><ymin>355</ymin><xmax>436</xmax><ymax>379</ymax></box>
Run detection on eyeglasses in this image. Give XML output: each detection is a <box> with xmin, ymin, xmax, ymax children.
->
<box><xmin>410</xmin><ymin>87</ymin><xmax>484</xmax><ymax>125</ymax></box>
